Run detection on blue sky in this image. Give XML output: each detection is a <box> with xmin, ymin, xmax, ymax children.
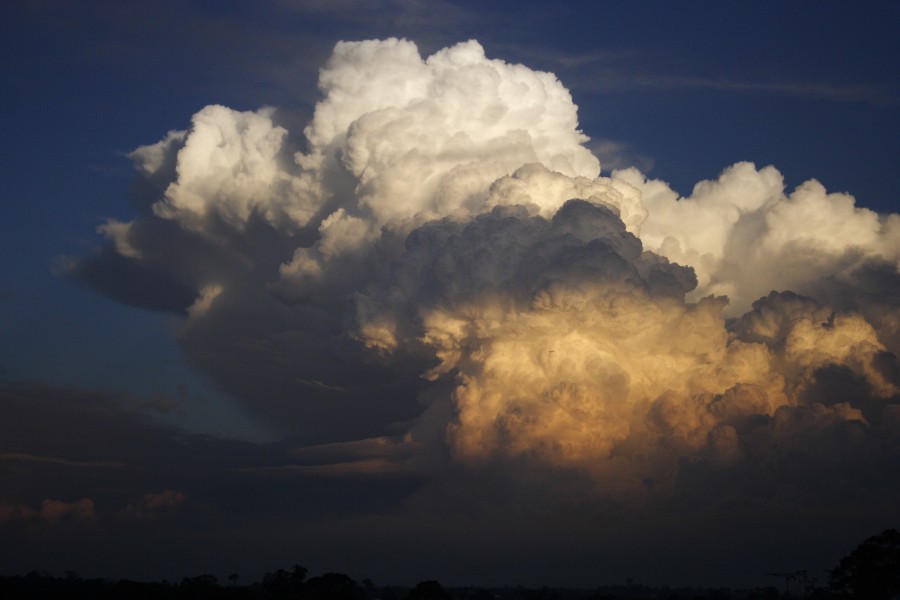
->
<box><xmin>1</xmin><ymin>0</ymin><xmax>898</xmax><ymax>588</ymax></box>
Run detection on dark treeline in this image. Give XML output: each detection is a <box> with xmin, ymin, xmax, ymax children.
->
<box><xmin>1</xmin><ymin>529</ymin><xmax>897</xmax><ymax>600</ymax></box>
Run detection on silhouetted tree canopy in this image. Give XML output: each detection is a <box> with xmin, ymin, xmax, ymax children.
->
<box><xmin>829</xmin><ymin>528</ymin><xmax>900</xmax><ymax>599</ymax></box>
<box><xmin>406</xmin><ymin>580</ymin><xmax>451</xmax><ymax>600</ymax></box>
<box><xmin>305</xmin><ymin>572</ymin><xmax>362</xmax><ymax>600</ymax></box>
<box><xmin>8</xmin><ymin>541</ymin><xmax>900</xmax><ymax>600</ymax></box>
<box><xmin>262</xmin><ymin>564</ymin><xmax>308</xmax><ymax>599</ymax></box>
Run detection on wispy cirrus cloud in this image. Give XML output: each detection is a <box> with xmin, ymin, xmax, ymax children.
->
<box><xmin>628</xmin><ymin>74</ymin><xmax>900</xmax><ymax>105</ymax></box>
<box><xmin>502</xmin><ymin>45</ymin><xmax>900</xmax><ymax>105</ymax></box>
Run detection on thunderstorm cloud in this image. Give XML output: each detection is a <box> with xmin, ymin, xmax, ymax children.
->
<box><xmin>68</xmin><ymin>38</ymin><xmax>900</xmax><ymax>516</ymax></box>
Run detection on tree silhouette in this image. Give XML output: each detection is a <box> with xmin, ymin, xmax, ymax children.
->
<box><xmin>305</xmin><ymin>572</ymin><xmax>362</xmax><ymax>600</ymax></box>
<box><xmin>405</xmin><ymin>580</ymin><xmax>451</xmax><ymax>600</ymax></box>
<box><xmin>829</xmin><ymin>528</ymin><xmax>900</xmax><ymax>599</ymax></box>
<box><xmin>178</xmin><ymin>574</ymin><xmax>220</xmax><ymax>599</ymax></box>
<box><xmin>262</xmin><ymin>565</ymin><xmax>307</xmax><ymax>599</ymax></box>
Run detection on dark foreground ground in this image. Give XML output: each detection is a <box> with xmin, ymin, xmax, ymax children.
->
<box><xmin>0</xmin><ymin>573</ymin><xmax>832</xmax><ymax>600</ymax></box>
<box><xmin>1</xmin><ymin>529</ymin><xmax>897</xmax><ymax>600</ymax></box>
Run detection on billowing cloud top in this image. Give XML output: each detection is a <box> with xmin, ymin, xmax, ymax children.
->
<box><xmin>69</xmin><ymin>38</ymin><xmax>900</xmax><ymax>505</ymax></box>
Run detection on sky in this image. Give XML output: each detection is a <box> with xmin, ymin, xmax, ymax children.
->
<box><xmin>1</xmin><ymin>0</ymin><xmax>899</xmax><ymax>589</ymax></box>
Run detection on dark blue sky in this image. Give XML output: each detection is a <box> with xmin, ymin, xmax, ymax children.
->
<box><xmin>0</xmin><ymin>0</ymin><xmax>898</xmax><ymax>588</ymax></box>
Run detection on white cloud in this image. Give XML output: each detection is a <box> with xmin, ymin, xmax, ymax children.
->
<box><xmin>617</xmin><ymin>162</ymin><xmax>900</xmax><ymax>316</ymax></box>
<box><xmin>71</xmin><ymin>38</ymin><xmax>900</xmax><ymax>502</ymax></box>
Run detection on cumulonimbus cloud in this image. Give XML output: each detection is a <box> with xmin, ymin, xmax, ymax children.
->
<box><xmin>69</xmin><ymin>38</ymin><xmax>900</xmax><ymax>500</ymax></box>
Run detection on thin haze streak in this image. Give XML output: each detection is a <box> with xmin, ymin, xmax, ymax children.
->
<box><xmin>515</xmin><ymin>46</ymin><xmax>900</xmax><ymax>106</ymax></box>
<box><xmin>0</xmin><ymin>452</ymin><xmax>125</xmax><ymax>468</ymax></box>
<box><xmin>635</xmin><ymin>75</ymin><xmax>900</xmax><ymax>106</ymax></box>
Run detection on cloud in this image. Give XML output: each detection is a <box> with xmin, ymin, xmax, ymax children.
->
<box><xmin>616</xmin><ymin>163</ymin><xmax>900</xmax><ymax>319</ymax></box>
<box><xmin>121</xmin><ymin>490</ymin><xmax>186</xmax><ymax>519</ymax></box>
<box><xmin>500</xmin><ymin>39</ymin><xmax>900</xmax><ymax>108</ymax></box>
<box><xmin>355</xmin><ymin>197</ymin><xmax>898</xmax><ymax>499</ymax></box>
<box><xmin>0</xmin><ymin>380</ymin><xmax>424</xmax><ymax>580</ymax></box>
<box><xmin>2</xmin><ymin>497</ymin><xmax>98</xmax><ymax>525</ymax></box>
<box><xmin>0</xmin><ymin>504</ymin><xmax>36</xmax><ymax>522</ymax></box>
<box><xmin>64</xmin><ymin>37</ymin><xmax>900</xmax><ymax>523</ymax></box>
<box><xmin>39</xmin><ymin>498</ymin><xmax>95</xmax><ymax>524</ymax></box>
<box><xmin>134</xmin><ymin>106</ymin><xmax>304</xmax><ymax>233</ymax></box>
<box><xmin>0</xmin><ymin>382</ymin><xmax>270</xmax><ymax>515</ymax></box>
<box><xmin>0</xmin><ymin>453</ymin><xmax>124</xmax><ymax>469</ymax></box>
<box><xmin>589</xmin><ymin>138</ymin><xmax>655</xmax><ymax>174</ymax></box>
<box><xmin>602</xmin><ymin>73</ymin><xmax>900</xmax><ymax>106</ymax></box>
<box><xmin>0</xmin><ymin>373</ymin><xmax>897</xmax><ymax>584</ymax></box>
<box><xmin>67</xmin><ymin>38</ymin><xmax>612</xmax><ymax>441</ymax></box>
<box><xmin>656</xmin><ymin>76</ymin><xmax>900</xmax><ymax>106</ymax></box>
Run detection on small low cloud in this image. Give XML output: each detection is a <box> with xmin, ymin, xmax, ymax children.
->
<box><xmin>0</xmin><ymin>504</ymin><xmax>36</xmax><ymax>522</ymax></box>
<box><xmin>39</xmin><ymin>498</ymin><xmax>95</xmax><ymax>524</ymax></box>
<box><xmin>2</xmin><ymin>498</ymin><xmax>98</xmax><ymax>525</ymax></box>
<box><xmin>121</xmin><ymin>490</ymin><xmax>186</xmax><ymax>519</ymax></box>
<box><xmin>590</xmin><ymin>138</ymin><xmax>654</xmax><ymax>174</ymax></box>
